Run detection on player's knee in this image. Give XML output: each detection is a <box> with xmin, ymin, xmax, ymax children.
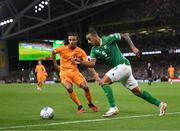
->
<box><xmin>80</xmin><ymin>81</ymin><xmax>89</xmax><ymax>90</ymax></box>
<box><xmin>99</xmin><ymin>80</ymin><xmax>107</xmax><ymax>86</ymax></box>
<box><xmin>133</xmin><ymin>91</ymin><xmax>141</xmax><ymax>96</ymax></box>
<box><xmin>66</xmin><ymin>87</ymin><xmax>73</xmax><ymax>93</ymax></box>
<box><xmin>131</xmin><ymin>87</ymin><xmax>141</xmax><ymax>96</ymax></box>
<box><xmin>83</xmin><ymin>87</ymin><xmax>89</xmax><ymax>92</ymax></box>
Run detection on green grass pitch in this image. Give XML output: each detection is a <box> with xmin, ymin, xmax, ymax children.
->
<box><xmin>0</xmin><ymin>82</ymin><xmax>180</xmax><ymax>130</ymax></box>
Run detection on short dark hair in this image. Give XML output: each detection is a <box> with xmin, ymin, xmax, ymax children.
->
<box><xmin>64</xmin><ymin>32</ymin><xmax>81</xmax><ymax>46</ymax></box>
<box><xmin>87</xmin><ymin>27</ymin><xmax>98</xmax><ymax>36</ymax></box>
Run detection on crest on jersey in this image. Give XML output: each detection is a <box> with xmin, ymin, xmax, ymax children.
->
<box><xmin>103</xmin><ymin>45</ymin><xmax>107</xmax><ymax>49</ymax></box>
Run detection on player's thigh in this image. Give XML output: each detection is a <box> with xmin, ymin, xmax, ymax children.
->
<box><xmin>100</xmin><ymin>75</ymin><xmax>112</xmax><ymax>85</ymax></box>
<box><xmin>61</xmin><ymin>79</ymin><xmax>73</xmax><ymax>91</ymax></box>
<box><xmin>121</xmin><ymin>73</ymin><xmax>138</xmax><ymax>90</ymax></box>
<box><xmin>60</xmin><ymin>74</ymin><xmax>73</xmax><ymax>86</ymax></box>
<box><xmin>72</xmin><ymin>71</ymin><xmax>86</xmax><ymax>87</ymax></box>
<box><xmin>106</xmin><ymin>64</ymin><xmax>131</xmax><ymax>82</ymax></box>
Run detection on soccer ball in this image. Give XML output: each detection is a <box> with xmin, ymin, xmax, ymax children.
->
<box><xmin>40</xmin><ymin>106</ymin><xmax>54</xmax><ymax>120</ymax></box>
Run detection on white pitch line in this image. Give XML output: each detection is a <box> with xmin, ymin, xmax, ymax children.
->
<box><xmin>0</xmin><ymin>112</ymin><xmax>180</xmax><ymax>130</ymax></box>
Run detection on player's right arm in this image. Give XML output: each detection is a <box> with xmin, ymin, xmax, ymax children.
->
<box><xmin>121</xmin><ymin>33</ymin><xmax>140</xmax><ymax>57</ymax></box>
<box><xmin>52</xmin><ymin>47</ymin><xmax>62</xmax><ymax>72</ymax></box>
<box><xmin>35</xmin><ymin>65</ymin><xmax>38</xmax><ymax>73</ymax></box>
<box><xmin>109</xmin><ymin>33</ymin><xmax>140</xmax><ymax>57</ymax></box>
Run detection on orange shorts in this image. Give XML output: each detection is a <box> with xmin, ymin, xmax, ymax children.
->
<box><xmin>169</xmin><ymin>74</ymin><xmax>174</xmax><ymax>79</ymax></box>
<box><xmin>37</xmin><ymin>74</ymin><xmax>44</xmax><ymax>82</ymax></box>
<box><xmin>60</xmin><ymin>70</ymin><xmax>86</xmax><ymax>87</ymax></box>
<box><xmin>42</xmin><ymin>72</ymin><xmax>48</xmax><ymax>81</ymax></box>
<box><xmin>169</xmin><ymin>76</ymin><xmax>174</xmax><ymax>79</ymax></box>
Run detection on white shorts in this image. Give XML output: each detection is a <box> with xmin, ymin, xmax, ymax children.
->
<box><xmin>106</xmin><ymin>64</ymin><xmax>138</xmax><ymax>90</ymax></box>
<box><xmin>30</xmin><ymin>78</ymin><xmax>35</xmax><ymax>81</ymax></box>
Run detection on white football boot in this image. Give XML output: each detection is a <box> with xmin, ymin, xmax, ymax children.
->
<box><xmin>159</xmin><ymin>102</ymin><xmax>167</xmax><ymax>116</ymax></box>
<box><xmin>103</xmin><ymin>106</ymin><xmax>119</xmax><ymax>117</ymax></box>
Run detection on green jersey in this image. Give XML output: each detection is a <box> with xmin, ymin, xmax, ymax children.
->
<box><xmin>90</xmin><ymin>33</ymin><xmax>130</xmax><ymax>67</ymax></box>
<box><xmin>29</xmin><ymin>70</ymin><xmax>35</xmax><ymax>79</ymax></box>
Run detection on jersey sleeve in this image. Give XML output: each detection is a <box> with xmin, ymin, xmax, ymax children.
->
<box><xmin>90</xmin><ymin>48</ymin><xmax>97</xmax><ymax>59</ymax></box>
<box><xmin>108</xmin><ymin>33</ymin><xmax>121</xmax><ymax>43</ymax></box>
<box><xmin>54</xmin><ymin>46</ymin><xmax>63</xmax><ymax>54</ymax></box>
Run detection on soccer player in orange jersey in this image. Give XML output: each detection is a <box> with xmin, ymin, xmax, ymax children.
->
<box><xmin>35</xmin><ymin>60</ymin><xmax>47</xmax><ymax>91</ymax></box>
<box><xmin>168</xmin><ymin>65</ymin><xmax>175</xmax><ymax>84</ymax></box>
<box><xmin>52</xmin><ymin>33</ymin><xmax>98</xmax><ymax>113</ymax></box>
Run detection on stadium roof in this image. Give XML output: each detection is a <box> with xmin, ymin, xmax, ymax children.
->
<box><xmin>0</xmin><ymin>0</ymin><xmax>179</xmax><ymax>39</ymax></box>
<box><xmin>0</xmin><ymin>0</ymin><xmax>124</xmax><ymax>39</ymax></box>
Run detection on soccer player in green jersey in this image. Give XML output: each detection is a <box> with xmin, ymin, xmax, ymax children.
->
<box><xmin>74</xmin><ymin>29</ymin><xmax>167</xmax><ymax>117</ymax></box>
<box><xmin>29</xmin><ymin>68</ymin><xmax>35</xmax><ymax>84</ymax></box>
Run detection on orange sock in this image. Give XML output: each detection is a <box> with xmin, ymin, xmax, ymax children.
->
<box><xmin>84</xmin><ymin>90</ymin><xmax>92</xmax><ymax>104</ymax></box>
<box><xmin>69</xmin><ymin>92</ymin><xmax>81</xmax><ymax>106</ymax></box>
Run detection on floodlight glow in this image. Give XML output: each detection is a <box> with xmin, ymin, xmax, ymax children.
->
<box><xmin>34</xmin><ymin>0</ymin><xmax>49</xmax><ymax>13</ymax></box>
<box><xmin>0</xmin><ymin>18</ymin><xmax>13</xmax><ymax>26</ymax></box>
<box><xmin>45</xmin><ymin>1</ymin><xmax>48</xmax><ymax>5</ymax></box>
<box><xmin>10</xmin><ymin>19</ymin><xmax>13</xmax><ymax>22</ymax></box>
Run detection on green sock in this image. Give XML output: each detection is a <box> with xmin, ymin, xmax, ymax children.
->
<box><xmin>101</xmin><ymin>84</ymin><xmax>115</xmax><ymax>107</ymax></box>
<box><xmin>137</xmin><ymin>90</ymin><xmax>161</xmax><ymax>106</ymax></box>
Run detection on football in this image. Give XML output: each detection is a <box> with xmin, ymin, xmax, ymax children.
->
<box><xmin>40</xmin><ymin>106</ymin><xmax>54</xmax><ymax>120</ymax></box>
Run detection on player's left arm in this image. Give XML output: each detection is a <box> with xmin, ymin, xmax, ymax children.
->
<box><xmin>73</xmin><ymin>49</ymin><xmax>96</xmax><ymax>68</ymax></box>
<box><xmin>121</xmin><ymin>33</ymin><xmax>140</xmax><ymax>58</ymax></box>
<box><xmin>73</xmin><ymin>57</ymin><xmax>96</xmax><ymax>68</ymax></box>
<box><xmin>42</xmin><ymin>65</ymin><xmax>46</xmax><ymax>72</ymax></box>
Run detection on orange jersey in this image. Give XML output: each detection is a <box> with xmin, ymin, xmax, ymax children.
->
<box><xmin>35</xmin><ymin>64</ymin><xmax>46</xmax><ymax>74</ymax></box>
<box><xmin>54</xmin><ymin>45</ymin><xmax>87</xmax><ymax>73</ymax></box>
<box><xmin>35</xmin><ymin>64</ymin><xmax>47</xmax><ymax>82</ymax></box>
<box><xmin>168</xmin><ymin>67</ymin><xmax>175</xmax><ymax>78</ymax></box>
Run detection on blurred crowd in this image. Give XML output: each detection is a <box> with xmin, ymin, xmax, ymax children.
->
<box><xmin>115</xmin><ymin>35</ymin><xmax>180</xmax><ymax>55</ymax></box>
<box><xmin>0</xmin><ymin>56</ymin><xmax>179</xmax><ymax>83</ymax></box>
<box><xmin>101</xmin><ymin>0</ymin><xmax>180</xmax><ymax>23</ymax></box>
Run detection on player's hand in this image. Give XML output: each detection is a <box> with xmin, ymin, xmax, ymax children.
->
<box><xmin>132</xmin><ymin>47</ymin><xmax>140</xmax><ymax>58</ymax></box>
<box><xmin>72</xmin><ymin>57</ymin><xmax>82</xmax><ymax>65</ymax></box>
